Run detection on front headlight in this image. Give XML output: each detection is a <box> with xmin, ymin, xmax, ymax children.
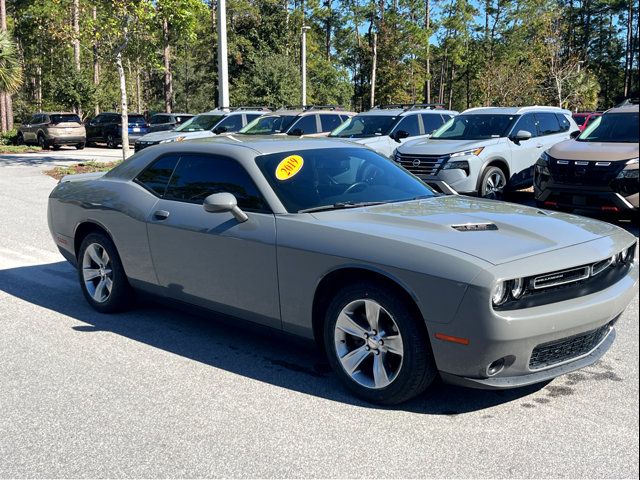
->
<box><xmin>442</xmin><ymin>160</ymin><xmax>470</xmax><ymax>175</ymax></box>
<box><xmin>450</xmin><ymin>147</ymin><xmax>484</xmax><ymax>158</ymax></box>
<box><xmin>538</xmin><ymin>151</ymin><xmax>551</xmax><ymax>163</ymax></box>
<box><xmin>159</xmin><ymin>136</ymin><xmax>186</xmax><ymax>144</ymax></box>
<box><xmin>492</xmin><ymin>278</ymin><xmax>525</xmax><ymax>306</ymax></box>
<box><xmin>616</xmin><ymin>158</ymin><xmax>639</xmax><ymax>179</ymax></box>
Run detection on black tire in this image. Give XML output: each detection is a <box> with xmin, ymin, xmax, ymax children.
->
<box><xmin>106</xmin><ymin>134</ymin><xmax>118</xmax><ymax>149</ymax></box>
<box><xmin>16</xmin><ymin>132</ymin><xmax>25</xmax><ymax>145</ymax></box>
<box><xmin>52</xmin><ymin>144</ymin><xmax>61</xmax><ymax>151</ymax></box>
<box><xmin>323</xmin><ymin>282</ymin><xmax>437</xmax><ymax>405</ymax></box>
<box><xmin>76</xmin><ymin>142</ymin><xmax>86</xmax><ymax>150</ymax></box>
<box><xmin>77</xmin><ymin>232</ymin><xmax>133</xmax><ymax>313</ymax></box>
<box><xmin>37</xmin><ymin>133</ymin><xmax>49</xmax><ymax>150</ymax></box>
<box><xmin>479</xmin><ymin>166</ymin><xmax>507</xmax><ymax>200</ymax></box>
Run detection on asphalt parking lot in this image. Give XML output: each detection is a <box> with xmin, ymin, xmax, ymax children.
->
<box><xmin>0</xmin><ymin>151</ymin><xmax>638</xmax><ymax>478</ymax></box>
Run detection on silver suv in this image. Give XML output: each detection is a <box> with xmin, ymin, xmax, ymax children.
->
<box><xmin>394</xmin><ymin>106</ymin><xmax>579</xmax><ymax>198</ymax></box>
<box><xmin>330</xmin><ymin>104</ymin><xmax>458</xmax><ymax>158</ymax></box>
<box><xmin>134</xmin><ymin>107</ymin><xmax>269</xmax><ymax>152</ymax></box>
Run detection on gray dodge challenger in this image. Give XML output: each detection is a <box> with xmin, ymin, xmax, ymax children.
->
<box><xmin>48</xmin><ymin>137</ymin><xmax>638</xmax><ymax>404</ymax></box>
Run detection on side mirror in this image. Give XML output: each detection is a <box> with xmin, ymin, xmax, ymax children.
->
<box><xmin>511</xmin><ymin>130</ymin><xmax>532</xmax><ymax>142</ymax></box>
<box><xmin>288</xmin><ymin>128</ymin><xmax>303</xmax><ymax>136</ymax></box>
<box><xmin>203</xmin><ymin>193</ymin><xmax>249</xmax><ymax>223</ymax></box>
<box><xmin>392</xmin><ymin>130</ymin><xmax>410</xmax><ymax>142</ymax></box>
<box><xmin>213</xmin><ymin>126</ymin><xmax>228</xmax><ymax>135</ymax></box>
<box><xmin>570</xmin><ymin>130</ymin><xmax>580</xmax><ymax>139</ymax></box>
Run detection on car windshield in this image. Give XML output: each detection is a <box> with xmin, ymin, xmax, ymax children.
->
<box><xmin>329</xmin><ymin>115</ymin><xmax>398</xmax><ymax>138</ymax></box>
<box><xmin>577</xmin><ymin>112</ymin><xmax>639</xmax><ymax>143</ymax></box>
<box><xmin>175</xmin><ymin>114</ymin><xmax>224</xmax><ymax>132</ymax></box>
<box><xmin>50</xmin><ymin>114</ymin><xmax>81</xmax><ymax>124</ymax></box>
<box><xmin>255</xmin><ymin>147</ymin><xmax>435</xmax><ymax>213</ymax></box>
<box><xmin>430</xmin><ymin>114</ymin><xmax>517</xmax><ymax>140</ymax></box>
<box><xmin>240</xmin><ymin>115</ymin><xmax>298</xmax><ymax>134</ymax></box>
<box><xmin>572</xmin><ymin>115</ymin><xmax>588</xmax><ymax>126</ymax></box>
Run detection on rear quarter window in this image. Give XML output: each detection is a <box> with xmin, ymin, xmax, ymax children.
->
<box><xmin>135</xmin><ymin>155</ymin><xmax>180</xmax><ymax>197</ymax></box>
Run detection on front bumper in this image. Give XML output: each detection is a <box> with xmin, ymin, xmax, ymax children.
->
<box><xmin>134</xmin><ymin>141</ymin><xmax>159</xmax><ymax>152</ymax></box>
<box><xmin>429</xmin><ymin>238</ymin><xmax>638</xmax><ymax>389</ymax></box>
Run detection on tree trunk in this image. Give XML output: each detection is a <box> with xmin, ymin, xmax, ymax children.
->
<box><xmin>325</xmin><ymin>0</ymin><xmax>331</xmax><ymax>60</ymax></box>
<box><xmin>624</xmin><ymin>0</ymin><xmax>634</xmax><ymax>96</ymax></box>
<box><xmin>370</xmin><ymin>32</ymin><xmax>377</xmax><ymax>109</ymax></box>
<box><xmin>448</xmin><ymin>65</ymin><xmax>455</xmax><ymax>110</ymax></box>
<box><xmin>92</xmin><ymin>6</ymin><xmax>100</xmax><ymax>116</ymax></box>
<box><xmin>136</xmin><ymin>66</ymin><xmax>142</xmax><ymax>114</ymax></box>
<box><xmin>72</xmin><ymin>0</ymin><xmax>81</xmax><ymax>71</ymax></box>
<box><xmin>0</xmin><ymin>0</ymin><xmax>12</xmax><ymax>131</ymax></box>
<box><xmin>163</xmin><ymin>18</ymin><xmax>173</xmax><ymax>113</ymax></box>
<box><xmin>424</xmin><ymin>0</ymin><xmax>431</xmax><ymax>103</ymax></box>
<box><xmin>116</xmin><ymin>49</ymin><xmax>129</xmax><ymax>160</ymax></box>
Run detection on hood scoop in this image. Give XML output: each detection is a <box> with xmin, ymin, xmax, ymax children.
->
<box><xmin>451</xmin><ymin>223</ymin><xmax>499</xmax><ymax>232</ymax></box>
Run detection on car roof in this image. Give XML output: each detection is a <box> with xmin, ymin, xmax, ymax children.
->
<box><xmin>38</xmin><ymin>112</ymin><xmax>80</xmax><ymax>115</ymax></box>
<box><xmin>192</xmin><ymin>135</ymin><xmax>358</xmax><ymax>154</ymax></box>
<box><xmin>357</xmin><ymin>108</ymin><xmax>458</xmax><ymax>117</ymax></box>
<box><xmin>461</xmin><ymin>106</ymin><xmax>572</xmax><ymax>115</ymax></box>
<box><xmin>606</xmin><ymin>104</ymin><xmax>639</xmax><ymax>114</ymax></box>
<box><xmin>272</xmin><ymin>108</ymin><xmax>355</xmax><ymax>116</ymax></box>
<box><xmin>202</xmin><ymin>109</ymin><xmax>268</xmax><ymax>116</ymax></box>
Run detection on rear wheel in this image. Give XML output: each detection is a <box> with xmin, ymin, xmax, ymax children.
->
<box><xmin>37</xmin><ymin>133</ymin><xmax>49</xmax><ymax>150</ymax></box>
<box><xmin>76</xmin><ymin>142</ymin><xmax>85</xmax><ymax>150</ymax></box>
<box><xmin>77</xmin><ymin>233</ymin><xmax>132</xmax><ymax>313</ymax></box>
<box><xmin>479</xmin><ymin>166</ymin><xmax>507</xmax><ymax>200</ymax></box>
<box><xmin>106</xmin><ymin>134</ymin><xmax>118</xmax><ymax>149</ymax></box>
<box><xmin>323</xmin><ymin>282</ymin><xmax>437</xmax><ymax>405</ymax></box>
<box><xmin>52</xmin><ymin>144</ymin><xmax>61</xmax><ymax>150</ymax></box>
<box><xmin>16</xmin><ymin>132</ymin><xmax>24</xmax><ymax>145</ymax></box>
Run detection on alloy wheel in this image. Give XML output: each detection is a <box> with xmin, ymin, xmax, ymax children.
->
<box><xmin>334</xmin><ymin>298</ymin><xmax>404</xmax><ymax>389</ymax></box>
<box><xmin>484</xmin><ymin>171</ymin><xmax>505</xmax><ymax>199</ymax></box>
<box><xmin>82</xmin><ymin>243</ymin><xmax>114</xmax><ymax>303</ymax></box>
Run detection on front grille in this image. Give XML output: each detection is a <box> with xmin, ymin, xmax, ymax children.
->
<box><xmin>532</xmin><ymin>266</ymin><xmax>590</xmax><ymax>289</ymax></box>
<box><xmin>548</xmin><ymin>158</ymin><xmax>625</xmax><ymax>187</ymax></box>
<box><xmin>529</xmin><ymin>324</ymin><xmax>611</xmax><ymax>370</ymax></box>
<box><xmin>395</xmin><ymin>153</ymin><xmax>449</xmax><ymax>176</ymax></box>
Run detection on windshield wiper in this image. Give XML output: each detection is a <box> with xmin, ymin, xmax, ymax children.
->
<box><xmin>298</xmin><ymin>201</ymin><xmax>387</xmax><ymax>213</ymax></box>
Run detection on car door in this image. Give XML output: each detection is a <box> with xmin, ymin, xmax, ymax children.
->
<box><xmin>319</xmin><ymin>114</ymin><xmax>343</xmax><ymax>134</ymax></box>
<box><xmin>535</xmin><ymin>112</ymin><xmax>569</xmax><ymax>151</ymax></box>
<box><xmin>86</xmin><ymin>114</ymin><xmax>103</xmax><ymax>141</ymax></box>
<box><xmin>23</xmin><ymin>115</ymin><xmax>39</xmax><ymax>143</ymax></box>
<box><xmin>508</xmin><ymin>112</ymin><xmax>541</xmax><ymax>187</ymax></box>
<box><xmin>145</xmin><ymin>152</ymin><xmax>280</xmax><ymax>328</ymax></box>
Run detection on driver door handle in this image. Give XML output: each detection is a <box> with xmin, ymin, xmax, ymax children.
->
<box><xmin>153</xmin><ymin>210</ymin><xmax>170</xmax><ymax>220</ymax></box>
<box><xmin>536</xmin><ymin>144</ymin><xmax>544</xmax><ymax>148</ymax></box>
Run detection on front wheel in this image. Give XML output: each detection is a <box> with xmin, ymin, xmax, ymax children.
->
<box><xmin>37</xmin><ymin>134</ymin><xmax>49</xmax><ymax>150</ymax></box>
<box><xmin>76</xmin><ymin>142</ymin><xmax>85</xmax><ymax>150</ymax></box>
<box><xmin>106</xmin><ymin>134</ymin><xmax>118</xmax><ymax>149</ymax></box>
<box><xmin>479</xmin><ymin>166</ymin><xmax>507</xmax><ymax>200</ymax></box>
<box><xmin>77</xmin><ymin>233</ymin><xmax>132</xmax><ymax>313</ymax></box>
<box><xmin>323</xmin><ymin>282</ymin><xmax>437</xmax><ymax>405</ymax></box>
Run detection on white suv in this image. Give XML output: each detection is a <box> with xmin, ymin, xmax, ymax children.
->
<box><xmin>329</xmin><ymin>104</ymin><xmax>458</xmax><ymax>158</ymax></box>
<box><xmin>393</xmin><ymin>106</ymin><xmax>579</xmax><ymax>198</ymax></box>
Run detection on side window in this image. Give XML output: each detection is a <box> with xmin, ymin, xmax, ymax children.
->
<box><xmin>216</xmin><ymin>114</ymin><xmax>244</xmax><ymax>132</ymax></box>
<box><xmin>556</xmin><ymin>114</ymin><xmax>571</xmax><ymax>132</ymax></box>
<box><xmin>135</xmin><ymin>155</ymin><xmax>180</xmax><ymax>197</ymax></box>
<box><xmin>245</xmin><ymin>113</ymin><xmax>262</xmax><ymax>124</ymax></box>
<box><xmin>290</xmin><ymin>115</ymin><xmax>318</xmax><ymax>134</ymax></box>
<box><xmin>150</xmin><ymin>115</ymin><xmax>164</xmax><ymax>124</ymax></box>
<box><xmin>31</xmin><ymin>115</ymin><xmax>42</xmax><ymax>124</ymax></box>
<box><xmin>394</xmin><ymin>115</ymin><xmax>421</xmax><ymax>136</ymax></box>
<box><xmin>512</xmin><ymin>113</ymin><xmax>538</xmax><ymax>137</ymax></box>
<box><xmin>421</xmin><ymin>114</ymin><xmax>445</xmax><ymax>135</ymax></box>
<box><xmin>536</xmin><ymin>112</ymin><xmax>561</xmax><ymax>136</ymax></box>
<box><xmin>320</xmin><ymin>114</ymin><xmax>342</xmax><ymax>132</ymax></box>
<box><xmin>164</xmin><ymin>154</ymin><xmax>269</xmax><ymax>211</ymax></box>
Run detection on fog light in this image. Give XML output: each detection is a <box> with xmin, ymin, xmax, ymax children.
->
<box><xmin>487</xmin><ymin>358</ymin><xmax>505</xmax><ymax>376</ymax></box>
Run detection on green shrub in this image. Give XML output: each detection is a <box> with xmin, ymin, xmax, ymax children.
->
<box><xmin>0</xmin><ymin>128</ymin><xmax>19</xmax><ymax>145</ymax></box>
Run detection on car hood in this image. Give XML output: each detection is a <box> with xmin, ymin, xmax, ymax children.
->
<box><xmin>137</xmin><ymin>130</ymin><xmax>215</xmax><ymax>142</ymax></box>
<box><xmin>548</xmin><ymin>139</ymin><xmax>639</xmax><ymax>161</ymax></box>
<box><xmin>398</xmin><ymin>138</ymin><xmax>500</xmax><ymax>156</ymax></box>
<box><xmin>310</xmin><ymin>196</ymin><xmax>619</xmax><ymax>265</ymax></box>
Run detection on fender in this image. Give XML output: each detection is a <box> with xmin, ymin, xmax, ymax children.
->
<box><xmin>475</xmin><ymin>157</ymin><xmax>511</xmax><ymax>193</ymax></box>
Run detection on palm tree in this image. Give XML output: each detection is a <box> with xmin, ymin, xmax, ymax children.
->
<box><xmin>0</xmin><ymin>30</ymin><xmax>23</xmax><ymax>132</ymax></box>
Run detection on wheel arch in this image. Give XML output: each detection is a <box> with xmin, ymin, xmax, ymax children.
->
<box><xmin>475</xmin><ymin>157</ymin><xmax>511</xmax><ymax>192</ymax></box>
<box><xmin>73</xmin><ymin>221</ymin><xmax>116</xmax><ymax>259</ymax></box>
<box><xmin>311</xmin><ymin>266</ymin><xmax>428</xmax><ymax>350</ymax></box>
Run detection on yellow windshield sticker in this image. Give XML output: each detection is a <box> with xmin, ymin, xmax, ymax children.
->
<box><xmin>276</xmin><ymin>155</ymin><xmax>304</xmax><ymax>180</ymax></box>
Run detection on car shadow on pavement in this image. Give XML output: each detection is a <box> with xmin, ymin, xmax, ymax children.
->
<box><xmin>0</xmin><ymin>260</ymin><xmax>547</xmax><ymax>415</ymax></box>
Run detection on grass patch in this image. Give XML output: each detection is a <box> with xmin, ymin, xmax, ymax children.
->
<box><xmin>0</xmin><ymin>145</ymin><xmax>42</xmax><ymax>154</ymax></box>
<box><xmin>45</xmin><ymin>161</ymin><xmax>121</xmax><ymax>180</ymax></box>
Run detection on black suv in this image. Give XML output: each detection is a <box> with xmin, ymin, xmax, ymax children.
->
<box><xmin>148</xmin><ymin>113</ymin><xmax>194</xmax><ymax>133</ymax></box>
<box><xmin>85</xmin><ymin>112</ymin><xmax>149</xmax><ymax>148</ymax></box>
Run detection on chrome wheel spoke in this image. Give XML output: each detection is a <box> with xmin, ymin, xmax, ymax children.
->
<box><xmin>382</xmin><ymin>335</ymin><xmax>403</xmax><ymax>356</ymax></box>
<box><xmin>364</xmin><ymin>299</ymin><xmax>380</xmax><ymax>332</ymax></box>
<box><xmin>372</xmin><ymin>353</ymin><xmax>391</xmax><ymax>388</ymax></box>
<box><xmin>341</xmin><ymin>346</ymin><xmax>371</xmax><ymax>374</ymax></box>
<box><xmin>336</xmin><ymin>312</ymin><xmax>367</xmax><ymax>339</ymax></box>
<box><xmin>83</xmin><ymin>268</ymin><xmax>101</xmax><ymax>281</ymax></box>
<box><xmin>87</xmin><ymin>244</ymin><xmax>104</xmax><ymax>266</ymax></box>
<box><xmin>104</xmin><ymin>277</ymin><xmax>113</xmax><ymax>293</ymax></box>
<box><xmin>93</xmin><ymin>278</ymin><xmax>108</xmax><ymax>302</ymax></box>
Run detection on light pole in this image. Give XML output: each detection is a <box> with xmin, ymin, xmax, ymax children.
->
<box><xmin>217</xmin><ymin>0</ymin><xmax>230</xmax><ymax>109</ymax></box>
<box><xmin>301</xmin><ymin>25</ymin><xmax>311</xmax><ymax>107</ymax></box>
